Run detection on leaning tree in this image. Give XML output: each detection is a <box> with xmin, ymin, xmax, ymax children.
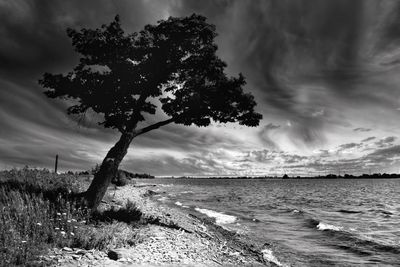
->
<box><xmin>39</xmin><ymin>14</ymin><xmax>262</xmax><ymax>210</ymax></box>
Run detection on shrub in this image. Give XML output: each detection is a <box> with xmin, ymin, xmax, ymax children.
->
<box><xmin>92</xmin><ymin>200</ymin><xmax>142</xmax><ymax>223</ymax></box>
<box><xmin>0</xmin><ymin>167</ymin><xmax>142</xmax><ymax>265</ymax></box>
<box><xmin>111</xmin><ymin>170</ymin><xmax>128</xmax><ymax>187</ymax></box>
<box><xmin>0</xmin><ymin>184</ymin><xmax>91</xmax><ymax>265</ymax></box>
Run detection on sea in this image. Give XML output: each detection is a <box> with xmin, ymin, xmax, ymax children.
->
<box><xmin>138</xmin><ymin>178</ymin><xmax>400</xmax><ymax>266</ymax></box>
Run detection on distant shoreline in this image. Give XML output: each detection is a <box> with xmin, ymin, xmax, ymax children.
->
<box><xmin>154</xmin><ymin>174</ymin><xmax>400</xmax><ymax>179</ymax></box>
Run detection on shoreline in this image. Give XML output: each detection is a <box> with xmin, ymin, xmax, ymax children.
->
<box><xmin>56</xmin><ymin>182</ymin><xmax>270</xmax><ymax>266</ymax></box>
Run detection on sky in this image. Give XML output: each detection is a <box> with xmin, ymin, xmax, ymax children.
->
<box><xmin>1</xmin><ymin>0</ymin><xmax>400</xmax><ymax>176</ymax></box>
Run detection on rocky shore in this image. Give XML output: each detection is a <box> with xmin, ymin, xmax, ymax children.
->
<box><xmin>47</xmin><ymin>182</ymin><xmax>270</xmax><ymax>266</ymax></box>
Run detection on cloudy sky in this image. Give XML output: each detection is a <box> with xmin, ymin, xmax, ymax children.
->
<box><xmin>1</xmin><ymin>0</ymin><xmax>400</xmax><ymax>176</ymax></box>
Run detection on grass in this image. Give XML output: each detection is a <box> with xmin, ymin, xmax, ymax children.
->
<box><xmin>0</xmin><ymin>167</ymin><xmax>144</xmax><ymax>266</ymax></box>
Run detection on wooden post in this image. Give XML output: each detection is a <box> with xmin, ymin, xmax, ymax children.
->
<box><xmin>55</xmin><ymin>154</ymin><xmax>58</xmax><ymax>174</ymax></box>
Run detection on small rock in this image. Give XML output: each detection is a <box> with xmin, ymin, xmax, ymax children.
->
<box><xmin>94</xmin><ymin>254</ymin><xmax>103</xmax><ymax>260</ymax></box>
<box><xmin>108</xmin><ymin>248</ymin><xmax>132</xmax><ymax>261</ymax></box>
<box><xmin>85</xmin><ymin>253</ymin><xmax>95</xmax><ymax>260</ymax></box>
<box><xmin>75</xmin><ymin>249</ymin><xmax>87</xmax><ymax>255</ymax></box>
<box><xmin>62</xmin><ymin>247</ymin><xmax>73</xmax><ymax>252</ymax></box>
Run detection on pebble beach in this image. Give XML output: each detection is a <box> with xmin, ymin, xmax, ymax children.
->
<box><xmin>48</xmin><ymin>182</ymin><xmax>270</xmax><ymax>266</ymax></box>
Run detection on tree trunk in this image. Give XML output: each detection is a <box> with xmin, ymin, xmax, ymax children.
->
<box><xmin>85</xmin><ymin>132</ymin><xmax>134</xmax><ymax>210</ymax></box>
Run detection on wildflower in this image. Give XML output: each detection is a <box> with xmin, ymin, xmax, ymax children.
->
<box><xmin>36</xmin><ymin>223</ymin><xmax>42</xmax><ymax>226</ymax></box>
<box><xmin>55</xmin><ymin>227</ymin><xmax>60</xmax><ymax>230</ymax></box>
<box><xmin>67</xmin><ymin>220</ymin><xmax>71</xmax><ymax>223</ymax></box>
<box><xmin>74</xmin><ymin>226</ymin><xmax>78</xmax><ymax>229</ymax></box>
<box><xmin>56</xmin><ymin>213</ymin><xmax>61</xmax><ymax>216</ymax></box>
<box><xmin>80</xmin><ymin>220</ymin><xmax>86</xmax><ymax>224</ymax></box>
<box><xmin>62</xmin><ymin>213</ymin><xmax>67</xmax><ymax>216</ymax></box>
<box><xmin>70</xmin><ymin>232</ymin><xmax>75</xmax><ymax>236</ymax></box>
<box><xmin>60</xmin><ymin>231</ymin><xmax>66</xmax><ymax>235</ymax></box>
<box><xmin>21</xmin><ymin>241</ymin><xmax>27</xmax><ymax>244</ymax></box>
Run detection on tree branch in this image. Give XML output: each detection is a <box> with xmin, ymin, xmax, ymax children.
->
<box><xmin>134</xmin><ymin>117</ymin><xmax>176</xmax><ymax>137</ymax></box>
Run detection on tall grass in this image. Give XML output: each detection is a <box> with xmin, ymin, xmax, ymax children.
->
<box><xmin>0</xmin><ymin>167</ymin><xmax>142</xmax><ymax>266</ymax></box>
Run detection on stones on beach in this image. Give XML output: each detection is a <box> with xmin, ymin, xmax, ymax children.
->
<box><xmin>41</xmin><ymin>184</ymin><xmax>265</xmax><ymax>267</ymax></box>
<box><xmin>42</xmin><ymin>248</ymin><xmax>109</xmax><ymax>266</ymax></box>
<box><xmin>143</xmin><ymin>189</ymin><xmax>159</xmax><ymax>197</ymax></box>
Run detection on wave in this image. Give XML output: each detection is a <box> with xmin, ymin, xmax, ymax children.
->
<box><xmin>157</xmin><ymin>196</ymin><xmax>169</xmax><ymax>202</ymax></box>
<box><xmin>291</xmin><ymin>209</ymin><xmax>303</xmax><ymax>214</ymax></box>
<box><xmin>194</xmin><ymin>207</ymin><xmax>237</xmax><ymax>224</ymax></box>
<box><xmin>174</xmin><ymin>201</ymin><xmax>189</xmax><ymax>208</ymax></box>
<box><xmin>261</xmin><ymin>248</ymin><xmax>287</xmax><ymax>267</ymax></box>
<box><xmin>307</xmin><ymin>219</ymin><xmax>400</xmax><ymax>256</ymax></box>
<box><xmin>337</xmin><ymin>209</ymin><xmax>363</xmax><ymax>214</ymax></box>
<box><xmin>317</xmin><ymin>222</ymin><xmax>343</xmax><ymax>231</ymax></box>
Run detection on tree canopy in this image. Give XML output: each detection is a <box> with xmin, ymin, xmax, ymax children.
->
<box><xmin>39</xmin><ymin>14</ymin><xmax>262</xmax><ymax>134</ymax></box>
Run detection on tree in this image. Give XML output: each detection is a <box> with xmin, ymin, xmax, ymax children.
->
<box><xmin>39</xmin><ymin>14</ymin><xmax>262</xmax><ymax>210</ymax></box>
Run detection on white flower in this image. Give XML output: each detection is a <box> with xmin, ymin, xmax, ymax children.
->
<box><xmin>21</xmin><ymin>240</ymin><xmax>27</xmax><ymax>243</ymax></box>
<box><xmin>70</xmin><ymin>232</ymin><xmax>75</xmax><ymax>236</ymax></box>
<box><xmin>56</xmin><ymin>213</ymin><xmax>61</xmax><ymax>216</ymax></box>
<box><xmin>54</xmin><ymin>227</ymin><xmax>60</xmax><ymax>230</ymax></box>
<box><xmin>67</xmin><ymin>220</ymin><xmax>71</xmax><ymax>223</ymax></box>
<box><xmin>60</xmin><ymin>231</ymin><xmax>66</xmax><ymax>235</ymax></box>
<box><xmin>80</xmin><ymin>220</ymin><xmax>86</xmax><ymax>224</ymax></box>
<box><xmin>62</xmin><ymin>213</ymin><xmax>67</xmax><ymax>216</ymax></box>
<box><xmin>36</xmin><ymin>223</ymin><xmax>42</xmax><ymax>226</ymax></box>
<box><xmin>71</xmin><ymin>219</ymin><xmax>77</xmax><ymax>222</ymax></box>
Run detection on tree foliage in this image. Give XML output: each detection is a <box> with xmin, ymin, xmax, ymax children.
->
<box><xmin>39</xmin><ymin>14</ymin><xmax>262</xmax><ymax>133</ymax></box>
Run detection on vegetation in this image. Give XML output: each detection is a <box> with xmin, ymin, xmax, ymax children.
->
<box><xmin>39</xmin><ymin>14</ymin><xmax>262</xmax><ymax>210</ymax></box>
<box><xmin>0</xmin><ymin>167</ymin><xmax>146</xmax><ymax>266</ymax></box>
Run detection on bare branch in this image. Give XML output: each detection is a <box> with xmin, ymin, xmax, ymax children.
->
<box><xmin>134</xmin><ymin>117</ymin><xmax>176</xmax><ymax>137</ymax></box>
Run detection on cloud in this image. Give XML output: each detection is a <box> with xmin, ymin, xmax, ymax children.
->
<box><xmin>375</xmin><ymin>136</ymin><xmax>397</xmax><ymax>148</ymax></box>
<box><xmin>0</xmin><ymin>1</ymin><xmax>399</xmax><ymax>175</ymax></box>
<box><xmin>258</xmin><ymin>123</ymin><xmax>280</xmax><ymax>148</ymax></box>
<box><xmin>353</xmin><ymin>127</ymin><xmax>372</xmax><ymax>132</ymax></box>
<box><xmin>338</xmin><ymin>142</ymin><xmax>363</xmax><ymax>150</ymax></box>
<box><xmin>361</xmin><ymin>136</ymin><xmax>376</xmax><ymax>142</ymax></box>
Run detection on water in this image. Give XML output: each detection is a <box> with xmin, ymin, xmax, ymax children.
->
<box><xmin>139</xmin><ymin>178</ymin><xmax>400</xmax><ymax>266</ymax></box>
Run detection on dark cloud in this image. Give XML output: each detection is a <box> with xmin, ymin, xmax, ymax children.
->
<box><xmin>362</xmin><ymin>136</ymin><xmax>376</xmax><ymax>142</ymax></box>
<box><xmin>338</xmin><ymin>142</ymin><xmax>363</xmax><ymax>150</ymax></box>
<box><xmin>375</xmin><ymin>136</ymin><xmax>397</xmax><ymax>148</ymax></box>
<box><xmin>0</xmin><ymin>0</ymin><xmax>399</xmax><ymax>175</ymax></box>
<box><xmin>354</xmin><ymin>127</ymin><xmax>372</xmax><ymax>132</ymax></box>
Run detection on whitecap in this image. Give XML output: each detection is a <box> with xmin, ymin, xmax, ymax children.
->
<box><xmin>194</xmin><ymin>207</ymin><xmax>237</xmax><ymax>224</ymax></box>
<box><xmin>317</xmin><ymin>222</ymin><xmax>343</xmax><ymax>231</ymax></box>
<box><xmin>174</xmin><ymin>201</ymin><xmax>189</xmax><ymax>208</ymax></box>
<box><xmin>157</xmin><ymin>196</ymin><xmax>169</xmax><ymax>202</ymax></box>
<box><xmin>261</xmin><ymin>248</ymin><xmax>286</xmax><ymax>267</ymax></box>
